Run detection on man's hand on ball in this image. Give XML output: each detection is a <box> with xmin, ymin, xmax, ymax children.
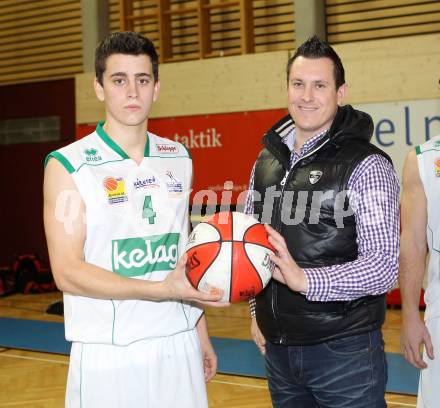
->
<box><xmin>264</xmin><ymin>224</ymin><xmax>308</xmax><ymax>293</ymax></box>
<box><xmin>163</xmin><ymin>254</ymin><xmax>229</xmax><ymax>306</ymax></box>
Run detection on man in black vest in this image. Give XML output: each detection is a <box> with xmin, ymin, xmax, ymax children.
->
<box><xmin>245</xmin><ymin>36</ymin><xmax>400</xmax><ymax>407</ymax></box>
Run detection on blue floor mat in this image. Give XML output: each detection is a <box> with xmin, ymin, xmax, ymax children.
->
<box><xmin>0</xmin><ymin>317</ymin><xmax>419</xmax><ymax>395</ymax></box>
<box><xmin>0</xmin><ymin>317</ymin><xmax>69</xmax><ymax>354</ymax></box>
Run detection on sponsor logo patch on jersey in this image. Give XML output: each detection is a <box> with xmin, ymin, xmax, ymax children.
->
<box><xmin>166</xmin><ymin>170</ymin><xmax>183</xmax><ymax>194</ymax></box>
<box><xmin>103</xmin><ymin>176</ymin><xmax>128</xmax><ymax>204</ymax></box>
<box><xmin>84</xmin><ymin>148</ymin><xmax>102</xmax><ymax>162</ymax></box>
<box><xmin>133</xmin><ymin>176</ymin><xmax>160</xmax><ymax>189</ymax></box>
<box><xmin>434</xmin><ymin>140</ymin><xmax>440</xmax><ymax>149</ymax></box>
<box><xmin>112</xmin><ymin>233</ymin><xmax>180</xmax><ymax>277</ymax></box>
<box><xmin>435</xmin><ymin>158</ymin><xmax>440</xmax><ymax>177</ymax></box>
<box><xmin>157</xmin><ymin>143</ymin><xmax>179</xmax><ymax>154</ymax></box>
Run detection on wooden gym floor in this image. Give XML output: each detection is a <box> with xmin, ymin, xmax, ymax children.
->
<box><xmin>0</xmin><ymin>292</ymin><xmax>418</xmax><ymax>407</ymax></box>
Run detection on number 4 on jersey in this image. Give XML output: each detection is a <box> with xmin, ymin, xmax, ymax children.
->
<box><xmin>142</xmin><ymin>195</ymin><xmax>156</xmax><ymax>224</ymax></box>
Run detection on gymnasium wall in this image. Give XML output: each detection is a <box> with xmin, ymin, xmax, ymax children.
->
<box><xmin>0</xmin><ymin>79</ymin><xmax>76</xmax><ymax>265</ymax></box>
<box><xmin>77</xmin><ymin>33</ymin><xmax>440</xmax><ymax>119</ymax></box>
<box><xmin>75</xmin><ymin>33</ymin><xmax>440</xmax><ymax>200</ymax></box>
<box><xmin>2</xmin><ymin>0</ymin><xmax>440</xmax><ymax>86</ymax></box>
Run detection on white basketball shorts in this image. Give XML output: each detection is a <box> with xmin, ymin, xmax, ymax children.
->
<box><xmin>417</xmin><ymin>317</ymin><xmax>440</xmax><ymax>408</ymax></box>
<box><xmin>66</xmin><ymin>329</ymin><xmax>208</xmax><ymax>408</ymax></box>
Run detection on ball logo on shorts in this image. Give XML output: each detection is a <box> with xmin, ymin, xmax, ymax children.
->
<box><xmin>186</xmin><ymin>212</ymin><xmax>275</xmax><ymax>303</ymax></box>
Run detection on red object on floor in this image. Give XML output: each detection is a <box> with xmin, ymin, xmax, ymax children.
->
<box><xmin>386</xmin><ymin>288</ymin><xmax>426</xmax><ymax>309</ymax></box>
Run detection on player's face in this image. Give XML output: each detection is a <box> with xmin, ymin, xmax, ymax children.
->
<box><xmin>94</xmin><ymin>53</ymin><xmax>159</xmax><ymax>127</ymax></box>
<box><xmin>287</xmin><ymin>56</ymin><xmax>346</xmax><ymax>140</ymax></box>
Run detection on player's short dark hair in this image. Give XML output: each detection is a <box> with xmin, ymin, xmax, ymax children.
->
<box><xmin>286</xmin><ymin>35</ymin><xmax>345</xmax><ymax>89</ymax></box>
<box><xmin>95</xmin><ymin>31</ymin><xmax>159</xmax><ymax>85</ymax></box>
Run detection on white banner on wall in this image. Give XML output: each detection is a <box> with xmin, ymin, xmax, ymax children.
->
<box><xmin>354</xmin><ymin>98</ymin><xmax>440</xmax><ymax>182</ymax></box>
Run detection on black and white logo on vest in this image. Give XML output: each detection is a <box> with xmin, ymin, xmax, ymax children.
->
<box><xmin>309</xmin><ymin>170</ymin><xmax>323</xmax><ymax>185</ymax></box>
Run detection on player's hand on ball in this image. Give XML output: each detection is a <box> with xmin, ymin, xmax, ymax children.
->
<box><xmin>264</xmin><ymin>224</ymin><xmax>308</xmax><ymax>293</ymax></box>
<box><xmin>164</xmin><ymin>254</ymin><xmax>229</xmax><ymax>306</ymax></box>
<box><xmin>186</xmin><ymin>212</ymin><xmax>274</xmax><ymax>303</ymax></box>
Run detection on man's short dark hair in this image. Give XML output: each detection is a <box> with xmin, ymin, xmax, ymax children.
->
<box><xmin>286</xmin><ymin>35</ymin><xmax>345</xmax><ymax>89</ymax></box>
<box><xmin>95</xmin><ymin>31</ymin><xmax>159</xmax><ymax>85</ymax></box>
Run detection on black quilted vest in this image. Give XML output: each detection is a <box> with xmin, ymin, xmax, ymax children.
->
<box><xmin>254</xmin><ymin>105</ymin><xmax>392</xmax><ymax>345</ymax></box>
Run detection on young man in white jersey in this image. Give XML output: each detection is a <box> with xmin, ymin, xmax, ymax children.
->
<box><xmin>44</xmin><ymin>32</ymin><xmax>224</xmax><ymax>408</ymax></box>
<box><xmin>400</xmin><ymin>135</ymin><xmax>440</xmax><ymax>407</ymax></box>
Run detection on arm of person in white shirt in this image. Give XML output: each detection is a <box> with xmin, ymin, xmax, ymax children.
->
<box><xmin>399</xmin><ymin>149</ymin><xmax>433</xmax><ymax>369</ymax></box>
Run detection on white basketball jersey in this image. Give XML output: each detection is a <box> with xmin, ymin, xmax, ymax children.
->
<box><xmin>416</xmin><ymin>134</ymin><xmax>440</xmax><ymax>321</ymax></box>
<box><xmin>46</xmin><ymin>122</ymin><xmax>202</xmax><ymax>344</ymax></box>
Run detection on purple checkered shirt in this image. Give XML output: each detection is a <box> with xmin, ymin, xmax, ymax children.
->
<box><xmin>246</xmin><ymin>128</ymin><xmax>400</xmax><ymax>317</ymax></box>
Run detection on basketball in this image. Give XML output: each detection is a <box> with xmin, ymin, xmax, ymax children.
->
<box><xmin>103</xmin><ymin>177</ymin><xmax>118</xmax><ymax>191</ymax></box>
<box><xmin>185</xmin><ymin>211</ymin><xmax>275</xmax><ymax>303</ymax></box>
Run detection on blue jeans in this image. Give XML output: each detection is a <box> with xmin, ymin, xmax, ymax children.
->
<box><xmin>265</xmin><ymin>330</ymin><xmax>387</xmax><ymax>408</ymax></box>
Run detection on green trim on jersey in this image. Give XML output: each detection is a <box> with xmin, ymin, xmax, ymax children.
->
<box><xmin>96</xmin><ymin>121</ymin><xmax>151</xmax><ymax>159</ymax></box>
<box><xmin>181</xmin><ymin>143</ymin><xmax>192</xmax><ymax>159</ymax></box>
<box><xmin>76</xmin><ymin>158</ymin><xmax>126</xmax><ymax>173</ymax></box>
<box><xmin>79</xmin><ymin>345</ymin><xmax>84</xmax><ymax>408</ymax></box>
<box><xmin>428</xmin><ymin>225</ymin><xmax>440</xmax><ymax>254</ymax></box>
<box><xmin>180</xmin><ymin>301</ymin><xmax>190</xmax><ymax>327</ymax></box>
<box><xmin>144</xmin><ymin>134</ymin><xmax>150</xmax><ymax>157</ymax></box>
<box><xmin>417</xmin><ymin>147</ymin><xmax>440</xmax><ymax>155</ymax></box>
<box><xmin>111</xmin><ymin>300</ymin><xmax>116</xmax><ymax>344</ymax></box>
<box><xmin>415</xmin><ymin>145</ymin><xmax>421</xmax><ymax>155</ymax></box>
<box><xmin>44</xmin><ymin>151</ymin><xmax>75</xmax><ymax>174</ymax></box>
<box><xmin>147</xmin><ymin>155</ymin><xmax>191</xmax><ymax>159</ymax></box>
<box><xmin>96</xmin><ymin>122</ymin><xmax>129</xmax><ymax>159</ymax></box>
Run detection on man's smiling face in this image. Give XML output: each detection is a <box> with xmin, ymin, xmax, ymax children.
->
<box><xmin>287</xmin><ymin>56</ymin><xmax>346</xmax><ymax>140</ymax></box>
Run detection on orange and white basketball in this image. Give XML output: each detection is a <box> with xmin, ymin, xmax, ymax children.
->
<box><xmin>186</xmin><ymin>211</ymin><xmax>275</xmax><ymax>303</ymax></box>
